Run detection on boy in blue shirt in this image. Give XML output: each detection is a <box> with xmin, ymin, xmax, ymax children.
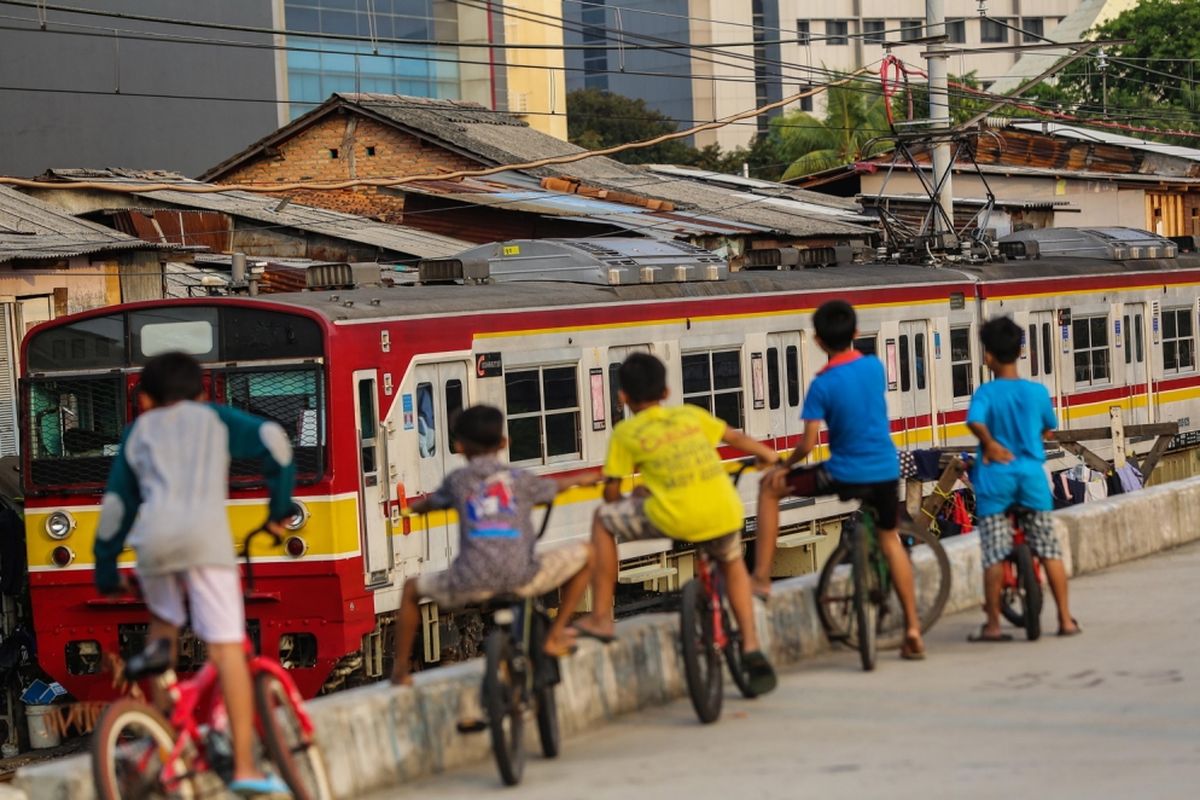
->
<box><xmin>966</xmin><ymin>317</ymin><xmax>1080</xmax><ymax>641</ymax></box>
<box><xmin>756</xmin><ymin>300</ymin><xmax>925</xmax><ymax>660</ymax></box>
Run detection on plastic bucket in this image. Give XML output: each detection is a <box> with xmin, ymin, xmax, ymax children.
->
<box><xmin>25</xmin><ymin>704</ymin><xmax>61</xmax><ymax>750</ymax></box>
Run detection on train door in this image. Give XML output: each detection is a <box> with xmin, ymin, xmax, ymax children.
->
<box><xmin>766</xmin><ymin>333</ymin><xmax>803</xmax><ymax>442</ymax></box>
<box><xmin>1123</xmin><ymin>304</ymin><xmax>1152</xmax><ymax>423</ymax></box>
<box><xmin>607</xmin><ymin>345</ymin><xmax>652</xmax><ymax>425</ymax></box>
<box><xmin>897</xmin><ymin>321</ymin><xmax>933</xmax><ymax>448</ymax></box>
<box><xmin>413</xmin><ymin>361</ymin><xmax>470</xmax><ymax>572</ymax></box>
<box><xmin>353</xmin><ymin>370</ymin><xmax>392</xmax><ymax>587</ymax></box>
<box><xmin>1028</xmin><ymin>311</ymin><xmax>1057</xmax><ymax>399</ymax></box>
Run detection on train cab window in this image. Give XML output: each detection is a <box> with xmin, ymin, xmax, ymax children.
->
<box><xmin>1072</xmin><ymin>315</ymin><xmax>1111</xmax><ymax>385</ymax></box>
<box><xmin>766</xmin><ymin>347</ymin><xmax>781</xmax><ymax>410</ymax></box>
<box><xmin>950</xmin><ymin>326</ymin><xmax>973</xmax><ymax>397</ymax></box>
<box><xmin>1162</xmin><ymin>308</ymin><xmax>1196</xmax><ymax>373</ymax></box>
<box><xmin>785</xmin><ymin>346</ymin><xmax>800</xmax><ymax>407</ymax></box>
<box><xmin>225</xmin><ymin>367</ymin><xmax>325</xmax><ymax>479</ymax></box>
<box><xmin>505</xmin><ymin>366</ymin><xmax>581</xmax><ymax>464</ymax></box>
<box><xmin>26</xmin><ymin>376</ymin><xmax>124</xmax><ymax>488</ymax></box>
<box><xmin>682</xmin><ymin>350</ymin><xmax>744</xmax><ymax>429</ymax></box>
<box><xmin>358</xmin><ymin>379</ymin><xmax>378</xmax><ymax>474</ymax></box>
<box><xmin>854</xmin><ymin>335</ymin><xmax>877</xmax><ymax>356</ymax></box>
<box><xmin>417</xmin><ymin>382</ymin><xmax>436</xmax><ymax>458</ymax></box>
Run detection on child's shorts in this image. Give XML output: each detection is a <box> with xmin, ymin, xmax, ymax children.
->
<box><xmin>977</xmin><ymin>509</ymin><xmax>1061</xmax><ymax>569</ymax></box>
<box><xmin>138</xmin><ymin>566</ymin><xmax>246</xmax><ymax>644</ymax></box>
<box><xmin>596</xmin><ymin>495</ymin><xmax>742</xmax><ymax>563</ymax></box>
<box><xmin>416</xmin><ymin>541</ymin><xmax>590</xmax><ymax>609</ymax></box>
<box><xmin>785</xmin><ymin>466</ymin><xmax>900</xmax><ymax>530</ymax></box>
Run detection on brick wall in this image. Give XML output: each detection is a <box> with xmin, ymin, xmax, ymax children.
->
<box><xmin>219</xmin><ymin>112</ymin><xmax>482</xmax><ymax>223</ymax></box>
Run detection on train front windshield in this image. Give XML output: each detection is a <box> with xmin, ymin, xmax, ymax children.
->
<box><xmin>23</xmin><ymin>304</ymin><xmax>327</xmax><ymax>494</ymax></box>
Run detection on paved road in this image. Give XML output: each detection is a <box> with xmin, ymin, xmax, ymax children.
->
<box><xmin>388</xmin><ymin>543</ymin><xmax>1200</xmax><ymax>800</ymax></box>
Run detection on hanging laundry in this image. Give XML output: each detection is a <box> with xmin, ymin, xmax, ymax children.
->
<box><xmin>1084</xmin><ymin>470</ymin><xmax>1109</xmax><ymax>503</ymax></box>
<box><xmin>898</xmin><ymin>450</ymin><xmax>918</xmax><ymax>480</ymax></box>
<box><xmin>911</xmin><ymin>449</ymin><xmax>943</xmax><ymax>481</ymax></box>
<box><xmin>1116</xmin><ymin>463</ymin><xmax>1144</xmax><ymax>493</ymax></box>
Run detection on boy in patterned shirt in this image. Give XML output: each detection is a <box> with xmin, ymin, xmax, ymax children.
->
<box><xmin>391</xmin><ymin>405</ymin><xmax>598</xmax><ymax>685</ymax></box>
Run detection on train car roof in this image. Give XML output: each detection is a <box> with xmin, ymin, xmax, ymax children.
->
<box><xmin>226</xmin><ymin>254</ymin><xmax>1200</xmax><ymax>323</ymax></box>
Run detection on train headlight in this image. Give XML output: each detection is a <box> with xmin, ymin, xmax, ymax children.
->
<box><xmin>45</xmin><ymin>511</ymin><xmax>75</xmax><ymax>540</ymax></box>
<box><xmin>284</xmin><ymin>500</ymin><xmax>309</xmax><ymax>532</ymax></box>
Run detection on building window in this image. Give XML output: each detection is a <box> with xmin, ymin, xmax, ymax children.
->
<box><xmin>947</xmin><ymin>19</ymin><xmax>967</xmax><ymax>44</ymax></box>
<box><xmin>1072</xmin><ymin>316</ymin><xmax>1111</xmax><ymax>385</ymax></box>
<box><xmin>1163</xmin><ymin>308</ymin><xmax>1196</xmax><ymax>373</ymax></box>
<box><xmin>682</xmin><ymin>350</ymin><xmax>744</xmax><ymax>429</ymax></box>
<box><xmin>328</xmin><ymin>148</ymin><xmax>339</xmax><ymax>159</ymax></box>
<box><xmin>505</xmin><ymin>365</ymin><xmax>581</xmax><ymax>464</ymax></box>
<box><xmin>900</xmin><ymin>19</ymin><xmax>923</xmax><ymax>41</ymax></box>
<box><xmin>796</xmin><ymin>85</ymin><xmax>813</xmax><ymax>112</ymax></box>
<box><xmin>981</xmin><ymin>18</ymin><xmax>1009</xmax><ymax>43</ymax></box>
<box><xmin>796</xmin><ymin>20</ymin><xmax>810</xmax><ymax>45</ymax></box>
<box><xmin>365</xmin><ymin>145</ymin><xmax>376</xmax><ymax>157</ymax></box>
<box><xmin>864</xmin><ymin>19</ymin><xmax>886</xmax><ymax>44</ymax></box>
<box><xmin>825</xmin><ymin>20</ymin><xmax>849</xmax><ymax>45</ymax></box>
<box><xmin>951</xmin><ymin>326</ymin><xmax>973</xmax><ymax>397</ymax></box>
<box><xmin>1021</xmin><ymin>17</ymin><xmax>1044</xmax><ymax>42</ymax></box>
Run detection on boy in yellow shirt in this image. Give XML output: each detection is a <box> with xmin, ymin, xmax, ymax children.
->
<box><xmin>574</xmin><ymin>353</ymin><xmax>780</xmax><ymax>695</ymax></box>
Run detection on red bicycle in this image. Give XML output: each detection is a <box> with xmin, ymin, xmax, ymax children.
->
<box><xmin>91</xmin><ymin>528</ymin><xmax>332</xmax><ymax>800</ymax></box>
<box><xmin>999</xmin><ymin>507</ymin><xmax>1044</xmax><ymax>641</ymax></box>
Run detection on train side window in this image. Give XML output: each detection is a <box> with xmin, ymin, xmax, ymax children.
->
<box><xmin>417</xmin><ymin>382</ymin><xmax>435</xmax><ymax>459</ymax></box>
<box><xmin>682</xmin><ymin>349</ymin><xmax>744</xmax><ymax>429</ymax></box>
<box><xmin>766</xmin><ymin>347</ymin><xmax>781</xmax><ymax>410</ymax></box>
<box><xmin>950</xmin><ymin>326</ymin><xmax>973</xmax><ymax>397</ymax></box>
<box><xmin>1162</xmin><ymin>307</ymin><xmax>1196</xmax><ymax>374</ymax></box>
<box><xmin>1123</xmin><ymin>314</ymin><xmax>1132</xmax><ymax>366</ymax></box>
<box><xmin>1133</xmin><ymin>315</ymin><xmax>1144</xmax><ymax>363</ymax></box>
<box><xmin>505</xmin><ymin>365</ymin><xmax>581</xmax><ymax>465</ymax></box>
<box><xmin>785</xmin><ymin>345</ymin><xmax>800</xmax><ymax>407</ymax></box>
<box><xmin>358</xmin><ymin>379</ymin><xmax>377</xmax><ymax>474</ymax></box>
<box><xmin>1042</xmin><ymin>322</ymin><xmax>1052</xmax><ymax>372</ymax></box>
<box><xmin>854</xmin><ymin>335</ymin><xmax>877</xmax><ymax>356</ymax></box>
<box><xmin>1029</xmin><ymin>324</ymin><xmax>1040</xmax><ymax>376</ymax></box>
<box><xmin>914</xmin><ymin>333</ymin><xmax>926</xmax><ymax>390</ymax></box>
<box><xmin>898</xmin><ymin>335</ymin><xmax>912</xmax><ymax>392</ymax></box>
<box><xmin>1072</xmin><ymin>315</ymin><xmax>1111</xmax><ymax>385</ymax></box>
<box><xmin>445</xmin><ymin>379</ymin><xmax>463</xmax><ymax>452</ymax></box>
<box><xmin>608</xmin><ymin>362</ymin><xmax>624</xmax><ymax>423</ymax></box>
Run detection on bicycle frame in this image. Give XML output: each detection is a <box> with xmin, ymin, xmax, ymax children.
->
<box><xmin>1003</xmin><ymin>516</ymin><xmax>1045</xmax><ymax>587</ymax></box>
<box><xmin>695</xmin><ymin>553</ymin><xmax>728</xmax><ymax>651</ymax></box>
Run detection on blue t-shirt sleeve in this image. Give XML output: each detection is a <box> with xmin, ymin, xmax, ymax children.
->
<box><xmin>966</xmin><ymin>384</ymin><xmax>990</xmax><ymax>426</ymax></box>
<box><xmin>1039</xmin><ymin>387</ymin><xmax>1057</xmax><ymax>431</ymax></box>
<box><xmin>800</xmin><ymin>376</ymin><xmax>827</xmax><ymax>422</ymax></box>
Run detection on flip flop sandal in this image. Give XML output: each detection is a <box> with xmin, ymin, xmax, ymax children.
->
<box><xmin>569</xmin><ymin>623</ymin><xmax>616</xmax><ymax>644</ymax></box>
<box><xmin>741</xmin><ymin>650</ymin><xmax>778</xmax><ymax>696</ymax></box>
<box><xmin>900</xmin><ymin>636</ymin><xmax>926</xmax><ymax>660</ymax></box>
<box><xmin>752</xmin><ymin>588</ymin><xmax>771</xmax><ymax>605</ymax></box>
<box><xmin>1058</xmin><ymin>618</ymin><xmax>1083</xmax><ymax>637</ymax></box>
<box><xmin>543</xmin><ymin>641</ymin><xmax>579</xmax><ymax>658</ymax></box>
<box><xmin>967</xmin><ymin>626</ymin><xmax>1014</xmax><ymax>643</ymax></box>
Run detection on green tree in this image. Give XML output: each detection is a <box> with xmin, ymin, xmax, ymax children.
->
<box><xmin>566</xmin><ymin>88</ymin><xmax>698</xmax><ymax>165</ymax></box>
<box><xmin>774</xmin><ymin>83</ymin><xmax>892</xmax><ymax>180</ymax></box>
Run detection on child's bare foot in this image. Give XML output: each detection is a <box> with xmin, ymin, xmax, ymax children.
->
<box><xmin>390</xmin><ymin>670</ymin><xmax>413</xmax><ymax>687</ymax></box>
<box><xmin>751</xmin><ymin>575</ymin><xmax>772</xmax><ymax>601</ymax></box>
<box><xmin>542</xmin><ymin>629</ymin><xmax>578</xmax><ymax>658</ymax></box>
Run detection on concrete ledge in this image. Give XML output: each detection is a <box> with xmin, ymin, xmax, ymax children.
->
<box><xmin>16</xmin><ymin>475</ymin><xmax>1200</xmax><ymax>799</ymax></box>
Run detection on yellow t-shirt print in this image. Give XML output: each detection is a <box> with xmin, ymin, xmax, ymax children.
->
<box><xmin>603</xmin><ymin>404</ymin><xmax>744</xmax><ymax>542</ymax></box>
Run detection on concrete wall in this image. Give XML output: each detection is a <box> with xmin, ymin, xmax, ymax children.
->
<box><xmin>0</xmin><ymin>1</ymin><xmax>280</xmax><ymax>177</ymax></box>
<box><xmin>14</xmin><ymin>473</ymin><xmax>1200</xmax><ymax>800</ymax></box>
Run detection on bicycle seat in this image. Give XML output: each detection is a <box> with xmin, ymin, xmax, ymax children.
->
<box><xmin>123</xmin><ymin>638</ymin><xmax>173</xmax><ymax>682</ymax></box>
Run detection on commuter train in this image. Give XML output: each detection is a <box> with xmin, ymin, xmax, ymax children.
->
<box><xmin>21</xmin><ymin>231</ymin><xmax>1200</xmax><ymax>699</ymax></box>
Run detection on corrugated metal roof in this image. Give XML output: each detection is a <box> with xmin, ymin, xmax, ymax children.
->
<box><xmin>1007</xmin><ymin>121</ymin><xmax>1200</xmax><ymax>164</ymax></box>
<box><xmin>42</xmin><ymin>169</ymin><xmax>471</xmax><ymax>259</ymax></box>
<box><xmin>0</xmin><ymin>185</ymin><xmax>159</xmax><ymax>264</ymax></box>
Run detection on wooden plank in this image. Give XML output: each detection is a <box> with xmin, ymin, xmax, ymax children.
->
<box><xmin>1138</xmin><ymin>434</ymin><xmax>1174</xmax><ymax>482</ymax></box>
<box><xmin>1051</xmin><ymin>423</ymin><xmax>1178</xmax><ymax>442</ymax></box>
<box><xmin>914</xmin><ymin>457</ymin><xmax>968</xmax><ymax>535</ymax></box>
<box><xmin>1059</xmin><ymin>441</ymin><xmax>1111</xmax><ymax>474</ymax></box>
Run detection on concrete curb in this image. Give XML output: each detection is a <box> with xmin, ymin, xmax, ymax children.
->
<box><xmin>15</xmin><ymin>475</ymin><xmax>1200</xmax><ymax>799</ymax></box>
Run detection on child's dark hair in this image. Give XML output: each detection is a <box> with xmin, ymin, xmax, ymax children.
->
<box><xmin>618</xmin><ymin>353</ymin><xmax>667</xmax><ymax>404</ymax></box>
<box><xmin>452</xmin><ymin>405</ymin><xmax>506</xmax><ymax>453</ymax></box>
<box><xmin>979</xmin><ymin>316</ymin><xmax>1023</xmax><ymax>364</ymax></box>
<box><xmin>140</xmin><ymin>352</ymin><xmax>204</xmax><ymax>405</ymax></box>
<box><xmin>813</xmin><ymin>300</ymin><xmax>856</xmax><ymax>351</ymax></box>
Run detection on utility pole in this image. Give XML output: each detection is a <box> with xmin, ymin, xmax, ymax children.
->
<box><xmin>927</xmin><ymin>0</ymin><xmax>954</xmax><ymax>245</ymax></box>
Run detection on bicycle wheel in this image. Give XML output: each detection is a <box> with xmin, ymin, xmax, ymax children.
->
<box><xmin>483</xmin><ymin>629</ymin><xmax>525</xmax><ymax>785</ymax></box>
<box><xmin>877</xmin><ymin>524</ymin><xmax>953</xmax><ymax>647</ymax></box>
<box><xmin>851</xmin><ymin>524</ymin><xmax>878</xmax><ymax>672</ymax></box>
<box><xmin>92</xmin><ymin>699</ymin><xmax>194</xmax><ymax>800</ymax></box>
<box><xmin>1000</xmin><ymin>562</ymin><xmax>1026</xmax><ymax>628</ymax></box>
<box><xmin>680</xmin><ymin>578</ymin><xmax>723</xmax><ymax>723</ymax></box>
<box><xmin>254</xmin><ymin>672</ymin><xmax>334</xmax><ymax>800</ymax></box>
<box><xmin>720</xmin><ymin>602</ymin><xmax>756</xmax><ymax>699</ymax></box>
<box><xmin>816</xmin><ymin>537</ymin><xmax>855</xmax><ymax>643</ymax></box>
<box><xmin>534</xmin><ymin>682</ymin><xmax>560</xmax><ymax>759</ymax></box>
<box><xmin>1014</xmin><ymin>544</ymin><xmax>1043</xmax><ymax>641</ymax></box>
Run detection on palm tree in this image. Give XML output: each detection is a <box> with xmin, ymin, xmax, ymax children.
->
<box><xmin>775</xmin><ymin>82</ymin><xmax>893</xmax><ymax>181</ymax></box>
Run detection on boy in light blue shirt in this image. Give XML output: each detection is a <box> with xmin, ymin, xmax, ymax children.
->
<box><xmin>966</xmin><ymin>317</ymin><xmax>1080</xmax><ymax>642</ymax></box>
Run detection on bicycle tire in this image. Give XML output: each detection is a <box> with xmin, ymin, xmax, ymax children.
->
<box><xmin>680</xmin><ymin>578</ymin><xmax>723</xmax><ymax>724</ymax></box>
<box><xmin>92</xmin><ymin>698</ymin><xmax>193</xmax><ymax>800</ymax></box>
<box><xmin>1000</xmin><ymin>569</ymin><xmax>1026</xmax><ymax>628</ymax></box>
<box><xmin>721</xmin><ymin>602</ymin><xmax>756</xmax><ymax>699</ymax></box>
<box><xmin>483</xmin><ymin>629</ymin><xmax>525</xmax><ymax>785</ymax></box>
<box><xmin>254</xmin><ymin>672</ymin><xmax>334</xmax><ymax>800</ymax></box>
<box><xmin>1014</xmin><ymin>544</ymin><xmax>1043</xmax><ymax>641</ymax></box>
<box><xmin>534</xmin><ymin>682</ymin><xmax>560</xmax><ymax>759</ymax></box>
<box><xmin>816</xmin><ymin>538</ymin><xmax>854</xmax><ymax>643</ymax></box>
<box><xmin>851</xmin><ymin>523</ymin><xmax>878</xmax><ymax>671</ymax></box>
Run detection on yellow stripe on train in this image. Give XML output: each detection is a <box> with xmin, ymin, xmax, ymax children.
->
<box><xmin>26</xmin><ymin>495</ymin><xmax>362</xmax><ymax>571</ymax></box>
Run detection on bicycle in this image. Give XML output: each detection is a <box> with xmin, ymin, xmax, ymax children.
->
<box><xmin>679</xmin><ymin>459</ymin><xmax>759</xmax><ymax>725</ymax></box>
<box><xmin>812</xmin><ymin>468</ymin><xmax>952</xmax><ymax>671</ymax></box>
<box><xmin>92</xmin><ymin>527</ymin><xmax>332</xmax><ymax>800</ymax></box>
<box><xmin>474</xmin><ymin>503</ymin><xmax>563</xmax><ymax>786</ymax></box>
<box><xmin>998</xmin><ymin>506</ymin><xmax>1044</xmax><ymax>641</ymax></box>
